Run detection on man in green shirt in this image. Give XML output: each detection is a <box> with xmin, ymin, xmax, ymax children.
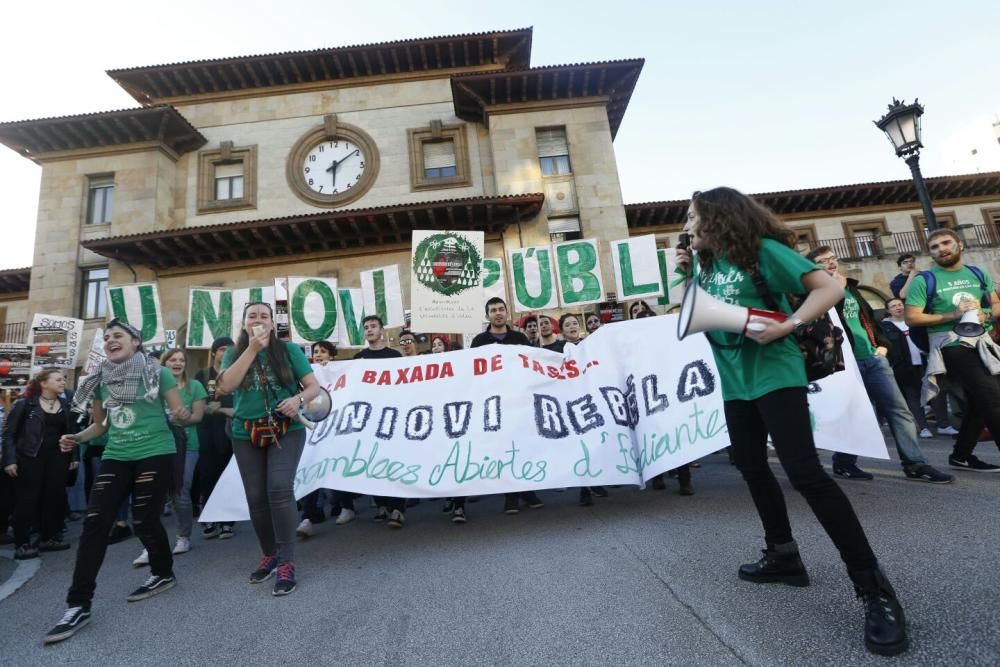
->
<box><xmin>807</xmin><ymin>247</ymin><xmax>953</xmax><ymax>484</ymax></box>
<box><xmin>905</xmin><ymin>228</ymin><xmax>1000</xmax><ymax>472</ymax></box>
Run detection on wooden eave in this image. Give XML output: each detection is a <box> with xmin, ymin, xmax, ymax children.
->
<box><xmin>108</xmin><ymin>28</ymin><xmax>533</xmax><ymax>104</ymax></box>
<box><xmin>451</xmin><ymin>59</ymin><xmax>644</xmax><ymax>139</ymax></box>
<box><xmin>0</xmin><ymin>107</ymin><xmax>206</xmax><ymax>162</ymax></box>
<box><xmin>80</xmin><ymin>194</ymin><xmax>544</xmax><ymax>270</ymax></box>
<box><xmin>0</xmin><ymin>267</ymin><xmax>31</xmax><ymax>294</ymax></box>
<box><xmin>625</xmin><ymin>172</ymin><xmax>1000</xmax><ymax>229</ymax></box>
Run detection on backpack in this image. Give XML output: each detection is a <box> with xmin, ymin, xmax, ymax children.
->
<box><xmin>920</xmin><ymin>266</ymin><xmax>991</xmax><ymax>314</ymax></box>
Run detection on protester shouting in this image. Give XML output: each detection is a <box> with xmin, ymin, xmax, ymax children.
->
<box><xmin>2</xmin><ymin>368</ymin><xmax>80</xmax><ymax>559</ymax></box>
<box><xmin>676</xmin><ymin>187</ymin><xmax>908</xmax><ymax>656</ymax></box>
<box><xmin>44</xmin><ymin>320</ymin><xmax>191</xmax><ymax>645</ymax></box>
<box><xmin>217</xmin><ymin>302</ymin><xmax>322</xmax><ymax>597</ymax></box>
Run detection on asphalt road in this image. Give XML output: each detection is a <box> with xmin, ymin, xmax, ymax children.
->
<box><xmin>1</xmin><ymin>436</ymin><xmax>998</xmax><ymax>666</ymax></box>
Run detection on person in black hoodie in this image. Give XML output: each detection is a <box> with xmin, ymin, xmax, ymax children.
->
<box><xmin>805</xmin><ymin>247</ymin><xmax>952</xmax><ymax>484</ymax></box>
<box><xmin>470</xmin><ymin>297</ymin><xmax>545</xmax><ymax>514</ymax></box>
<box><xmin>2</xmin><ymin>368</ymin><xmax>81</xmax><ymax>559</ymax></box>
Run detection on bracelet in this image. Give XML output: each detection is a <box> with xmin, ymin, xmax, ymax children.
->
<box><xmin>298</xmin><ymin>394</ymin><xmax>305</xmax><ymax>407</ymax></box>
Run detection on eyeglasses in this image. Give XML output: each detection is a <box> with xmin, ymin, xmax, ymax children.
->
<box><xmin>399</xmin><ymin>339</ymin><xmax>415</xmax><ymax>345</ymax></box>
<box><xmin>814</xmin><ymin>256</ymin><xmax>838</xmax><ymax>265</ymax></box>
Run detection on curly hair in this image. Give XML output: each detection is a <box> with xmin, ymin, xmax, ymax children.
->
<box><xmin>692</xmin><ymin>187</ymin><xmax>795</xmax><ymax>272</ymax></box>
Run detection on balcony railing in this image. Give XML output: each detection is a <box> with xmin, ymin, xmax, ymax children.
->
<box><xmin>2</xmin><ymin>322</ymin><xmax>26</xmax><ymax>343</ymax></box>
<box><xmin>800</xmin><ymin>224</ymin><xmax>1000</xmax><ymax>261</ymax></box>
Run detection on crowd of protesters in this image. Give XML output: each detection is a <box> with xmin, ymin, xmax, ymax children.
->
<box><xmin>3</xmin><ymin>188</ymin><xmax>999</xmax><ymax>657</ymax></box>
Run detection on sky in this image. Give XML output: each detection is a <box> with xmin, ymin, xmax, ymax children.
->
<box><xmin>2</xmin><ymin>0</ymin><xmax>999</xmax><ymax>270</ymax></box>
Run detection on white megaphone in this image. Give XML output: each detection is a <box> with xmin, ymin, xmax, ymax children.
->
<box><xmin>954</xmin><ymin>309</ymin><xmax>986</xmax><ymax>338</ymax></box>
<box><xmin>677</xmin><ymin>280</ymin><xmax>788</xmax><ymax>340</ymax></box>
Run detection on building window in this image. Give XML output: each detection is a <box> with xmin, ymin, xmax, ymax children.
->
<box><xmin>197</xmin><ymin>143</ymin><xmax>257</xmax><ymax>214</ymax></box>
<box><xmin>87</xmin><ymin>175</ymin><xmax>114</xmax><ymax>225</ymax></box>
<box><xmin>548</xmin><ymin>216</ymin><xmax>582</xmax><ymax>243</ymax></box>
<box><xmin>791</xmin><ymin>225</ymin><xmax>819</xmax><ymax>254</ymax></box>
<box><xmin>537</xmin><ymin>128</ymin><xmax>571</xmax><ymax>176</ymax></box>
<box><xmin>81</xmin><ymin>267</ymin><xmax>109</xmax><ymax>320</ymax></box>
<box><xmin>911</xmin><ymin>212</ymin><xmax>957</xmax><ymax>236</ymax></box>
<box><xmin>842</xmin><ymin>219</ymin><xmax>888</xmax><ymax>259</ymax></box>
<box><xmin>408</xmin><ymin>123</ymin><xmax>471</xmax><ymax>191</ymax></box>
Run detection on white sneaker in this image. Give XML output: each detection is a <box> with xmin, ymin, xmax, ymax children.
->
<box><xmin>132</xmin><ymin>549</ymin><xmax>149</xmax><ymax>567</ymax></box>
<box><xmin>938</xmin><ymin>426</ymin><xmax>960</xmax><ymax>435</ymax></box>
<box><xmin>296</xmin><ymin>518</ymin><xmax>314</xmax><ymax>538</ymax></box>
<box><xmin>387</xmin><ymin>509</ymin><xmax>405</xmax><ymax>529</ymax></box>
<box><xmin>335</xmin><ymin>508</ymin><xmax>356</xmax><ymax>525</ymax></box>
<box><xmin>919</xmin><ymin>428</ymin><xmax>933</xmax><ymax>438</ymax></box>
<box><xmin>172</xmin><ymin>537</ymin><xmax>191</xmax><ymax>555</ymax></box>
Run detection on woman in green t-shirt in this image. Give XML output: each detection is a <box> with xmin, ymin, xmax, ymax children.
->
<box><xmin>44</xmin><ymin>319</ymin><xmax>191</xmax><ymax>646</ymax></box>
<box><xmin>132</xmin><ymin>347</ymin><xmax>206</xmax><ymax>568</ymax></box>
<box><xmin>677</xmin><ymin>187</ymin><xmax>908</xmax><ymax>657</ymax></box>
<box><xmin>217</xmin><ymin>302</ymin><xmax>321</xmax><ymax>597</ymax></box>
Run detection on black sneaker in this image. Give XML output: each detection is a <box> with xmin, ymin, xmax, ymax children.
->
<box><xmin>451</xmin><ymin>507</ymin><xmax>467</xmax><ymax>524</ymax></box>
<box><xmin>373</xmin><ymin>507</ymin><xmax>388</xmax><ymax>523</ymax></box>
<box><xmin>386</xmin><ymin>509</ymin><xmax>405</xmax><ymax>529</ymax></box>
<box><xmin>502</xmin><ymin>496</ymin><xmax>519</xmax><ymax>515</ymax></box>
<box><xmin>738</xmin><ymin>549</ymin><xmax>810</xmax><ymax>587</ymax></box>
<box><xmin>833</xmin><ymin>463</ymin><xmax>875</xmax><ymax>480</ymax></box>
<box><xmin>250</xmin><ymin>555</ymin><xmax>278</xmax><ymax>584</ymax></box>
<box><xmin>38</xmin><ymin>538</ymin><xmax>72</xmax><ymax>552</ymax></box>
<box><xmin>107</xmin><ymin>524</ymin><xmax>133</xmax><ymax>544</ymax></box>
<box><xmin>126</xmin><ymin>574</ymin><xmax>176</xmax><ymax>602</ymax></box>
<box><xmin>14</xmin><ymin>544</ymin><xmax>39</xmax><ymax>560</ymax></box>
<box><xmin>591</xmin><ymin>486</ymin><xmax>609</xmax><ymax>498</ymax></box>
<box><xmin>521</xmin><ymin>492</ymin><xmax>544</xmax><ymax>509</ymax></box>
<box><xmin>272</xmin><ymin>562</ymin><xmax>297</xmax><ymax>596</ymax></box>
<box><xmin>218</xmin><ymin>524</ymin><xmax>234</xmax><ymax>540</ymax></box>
<box><xmin>948</xmin><ymin>455</ymin><xmax>1000</xmax><ymax>472</ymax></box>
<box><xmin>202</xmin><ymin>523</ymin><xmax>220</xmax><ymax>539</ymax></box>
<box><xmin>43</xmin><ymin>607</ymin><xmax>91</xmax><ymax>645</ymax></box>
<box><xmin>679</xmin><ymin>482</ymin><xmax>695</xmax><ymax>496</ymax></box>
<box><xmin>903</xmin><ymin>464</ymin><xmax>955</xmax><ymax>483</ymax></box>
<box><xmin>579</xmin><ymin>489</ymin><xmax>593</xmax><ymax>506</ymax></box>
<box><xmin>442</xmin><ymin>499</ymin><xmax>454</xmax><ymax>513</ymax></box>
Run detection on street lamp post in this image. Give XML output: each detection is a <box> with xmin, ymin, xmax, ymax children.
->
<box><xmin>874</xmin><ymin>98</ymin><xmax>938</xmax><ymax>231</ymax></box>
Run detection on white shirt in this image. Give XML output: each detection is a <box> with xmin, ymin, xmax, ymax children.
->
<box><xmin>888</xmin><ymin>319</ymin><xmax>923</xmax><ymax>366</ymax></box>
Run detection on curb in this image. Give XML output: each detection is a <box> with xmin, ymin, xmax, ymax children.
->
<box><xmin>0</xmin><ymin>548</ymin><xmax>42</xmax><ymax>602</ymax></box>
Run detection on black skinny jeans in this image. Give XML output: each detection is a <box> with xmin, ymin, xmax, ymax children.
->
<box><xmin>942</xmin><ymin>346</ymin><xmax>1000</xmax><ymax>459</ymax></box>
<box><xmin>12</xmin><ymin>447</ymin><xmax>70</xmax><ymax>546</ymax></box>
<box><xmin>196</xmin><ymin>416</ymin><xmax>233</xmax><ymax>508</ymax></box>
<box><xmin>67</xmin><ymin>454</ymin><xmax>174</xmax><ymax>607</ymax></box>
<box><xmin>725</xmin><ymin>387</ymin><xmax>878</xmax><ymax>573</ymax></box>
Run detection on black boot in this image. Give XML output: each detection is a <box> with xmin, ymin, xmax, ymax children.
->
<box><xmin>738</xmin><ymin>545</ymin><xmax>810</xmax><ymax>587</ymax></box>
<box><xmin>848</xmin><ymin>567</ymin><xmax>908</xmax><ymax>656</ymax></box>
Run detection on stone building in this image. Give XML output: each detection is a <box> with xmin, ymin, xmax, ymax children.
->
<box><xmin>1</xmin><ymin>27</ymin><xmax>999</xmax><ymax>360</ymax></box>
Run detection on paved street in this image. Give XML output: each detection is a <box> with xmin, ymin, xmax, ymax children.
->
<box><xmin>1</xmin><ymin>436</ymin><xmax>998</xmax><ymax>666</ymax></box>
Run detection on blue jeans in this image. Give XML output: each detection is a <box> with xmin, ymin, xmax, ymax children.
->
<box><xmin>171</xmin><ymin>450</ymin><xmax>199</xmax><ymax>539</ymax></box>
<box><xmin>833</xmin><ymin>355</ymin><xmax>927</xmax><ymax>469</ymax></box>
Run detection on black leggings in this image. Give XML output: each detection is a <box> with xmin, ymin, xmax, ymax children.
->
<box><xmin>67</xmin><ymin>454</ymin><xmax>174</xmax><ymax>607</ymax></box>
<box><xmin>725</xmin><ymin>387</ymin><xmax>878</xmax><ymax>572</ymax></box>
<box><xmin>942</xmin><ymin>346</ymin><xmax>1000</xmax><ymax>459</ymax></box>
<box><xmin>12</xmin><ymin>447</ymin><xmax>70</xmax><ymax>546</ymax></box>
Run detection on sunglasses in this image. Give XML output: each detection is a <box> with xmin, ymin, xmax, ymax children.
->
<box><xmin>243</xmin><ymin>301</ymin><xmax>273</xmax><ymax>314</ymax></box>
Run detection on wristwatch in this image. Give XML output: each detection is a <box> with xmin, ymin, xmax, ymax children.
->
<box><xmin>298</xmin><ymin>394</ymin><xmax>305</xmax><ymax>408</ymax></box>
<box><xmin>787</xmin><ymin>315</ymin><xmax>806</xmax><ymax>331</ymax></box>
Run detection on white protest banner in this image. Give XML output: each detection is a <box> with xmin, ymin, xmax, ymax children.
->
<box><xmin>201</xmin><ymin>315</ymin><xmax>886</xmax><ymax>521</ymax></box>
<box><xmin>361</xmin><ymin>265</ymin><xmax>405</xmax><ymax>329</ymax></box>
<box><xmin>411</xmin><ymin>230</ymin><xmax>485</xmax><ymax>334</ymax></box>
<box><xmin>0</xmin><ymin>344</ymin><xmax>32</xmax><ymax>390</ymax></box>
<box><xmin>29</xmin><ymin>314</ymin><xmax>84</xmax><ymax>371</ymax></box>
<box><xmin>482</xmin><ymin>258</ymin><xmax>507</xmax><ymax>304</ymax></box>
<box><xmin>83</xmin><ymin>329</ymin><xmax>105</xmax><ymax>375</ymax></box>
<box><xmin>553</xmin><ymin>238</ymin><xmax>605</xmax><ymax>307</ymax></box>
<box><xmin>187</xmin><ymin>288</ymin><xmax>233</xmax><ymax>349</ymax></box>
<box><xmin>508</xmin><ymin>244</ymin><xmax>558</xmax><ymax>312</ymax></box>
<box><xmin>336</xmin><ymin>288</ymin><xmax>366</xmax><ymax>349</ymax></box>
<box><xmin>610</xmin><ymin>235</ymin><xmax>664</xmax><ymax>302</ymax></box>
<box><xmin>231</xmin><ymin>286</ymin><xmax>276</xmax><ymax>339</ymax></box>
<box><xmin>106</xmin><ymin>283</ymin><xmax>166</xmax><ymax>344</ymax></box>
<box><xmin>288</xmin><ymin>277</ymin><xmax>339</xmax><ymax>345</ymax></box>
<box><xmin>657</xmin><ymin>248</ymin><xmax>687</xmax><ymax>306</ymax></box>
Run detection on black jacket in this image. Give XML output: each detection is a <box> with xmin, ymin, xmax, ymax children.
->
<box><xmin>878</xmin><ymin>318</ymin><xmax>926</xmax><ymax>386</ymax></box>
<box><xmin>471</xmin><ymin>326</ymin><xmax>531</xmax><ymax>348</ymax></box>
<box><xmin>1</xmin><ymin>395</ymin><xmax>81</xmax><ymax>468</ymax></box>
<box><xmin>834</xmin><ymin>278</ymin><xmax>892</xmax><ymax>357</ymax></box>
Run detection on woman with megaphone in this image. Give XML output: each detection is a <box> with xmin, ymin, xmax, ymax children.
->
<box><xmin>675</xmin><ymin>187</ymin><xmax>908</xmax><ymax>657</ymax></box>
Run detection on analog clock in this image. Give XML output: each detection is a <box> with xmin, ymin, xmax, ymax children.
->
<box><xmin>286</xmin><ymin>122</ymin><xmax>379</xmax><ymax>207</ymax></box>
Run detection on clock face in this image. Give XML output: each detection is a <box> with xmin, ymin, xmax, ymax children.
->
<box><xmin>301</xmin><ymin>139</ymin><xmax>367</xmax><ymax>197</ymax></box>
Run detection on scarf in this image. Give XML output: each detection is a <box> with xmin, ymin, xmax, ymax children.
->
<box><xmin>73</xmin><ymin>352</ymin><xmax>161</xmax><ymax>413</ymax></box>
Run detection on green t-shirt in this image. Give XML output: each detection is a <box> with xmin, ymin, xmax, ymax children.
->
<box><xmin>99</xmin><ymin>366</ymin><xmax>178</xmax><ymax>462</ymax></box>
<box><xmin>905</xmin><ymin>265</ymin><xmax>995</xmax><ymax>345</ymax></box>
<box><xmin>697</xmin><ymin>238</ymin><xmax>819</xmax><ymax>401</ymax></box>
<box><xmin>174</xmin><ymin>380</ymin><xmax>208</xmax><ymax>451</ymax></box>
<box><xmin>221</xmin><ymin>341</ymin><xmax>314</xmax><ymax>440</ymax></box>
<box><xmin>841</xmin><ymin>290</ymin><xmax>876</xmax><ymax>360</ymax></box>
